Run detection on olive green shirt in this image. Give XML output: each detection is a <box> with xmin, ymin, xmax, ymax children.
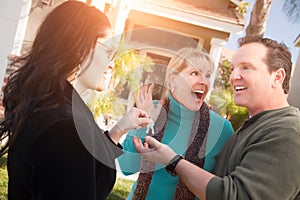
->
<box><xmin>207</xmin><ymin>106</ymin><xmax>300</xmax><ymax>200</ymax></box>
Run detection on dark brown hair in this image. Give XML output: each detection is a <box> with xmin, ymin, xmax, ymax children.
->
<box><xmin>1</xmin><ymin>1</ymin><xmax>111</xmax><ymax>151</ymax></box>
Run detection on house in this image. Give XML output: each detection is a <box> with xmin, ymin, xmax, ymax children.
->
<box><xmin>287</xmin><ymin>34</ymin><xmax>300</xmax><ymax>109</ymax></box>
<box><xmin>105</xmin><ymin>0</ymin><xmax>244</xmax><ymax>82</ymax></box>
<box><xmin>0</xmin><ymin>0</ymin><xmax>246</xmax><ymax>118</ymax></box>
<box><xmin>98</xmin><ymin>0</ymin><xmax>246</xmax><ymax>107</ymax></box>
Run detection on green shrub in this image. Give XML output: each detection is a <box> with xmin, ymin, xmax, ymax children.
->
<box><xmin>107</xmin><ymin>178</ymin><xmax>134</xmax><ymax>200</ymax></box>
<box><xmin>209</xmin><ymin>59</ymin><xmax>249</xmax><ymax>131</ymax></box>
<box><xmin>0</xmin><ymin>155</ymin><xmax>8</xmax><ymax>200</ymax></box>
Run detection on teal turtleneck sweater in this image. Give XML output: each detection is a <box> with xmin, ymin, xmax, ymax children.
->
<box><xmin>118</xmin><ymin>94</ymin><xmax>234</xmax><ymax>200</ymax></box>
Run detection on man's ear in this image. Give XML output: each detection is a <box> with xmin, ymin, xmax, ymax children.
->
<box><xmin>273</xmin><ymin>68</ymin><xmax>286</xmax><ymax>87</ymax></box>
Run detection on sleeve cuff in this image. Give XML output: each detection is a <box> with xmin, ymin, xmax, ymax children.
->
<box><xmin>206</xmin><ymin>176</ymin><xmax>224</xmax><ymax>200</ymax></box>
<box><xmin>104</xmin><ymin>130</ymin><xmax>123</xmax><ymax>149</ymax></box>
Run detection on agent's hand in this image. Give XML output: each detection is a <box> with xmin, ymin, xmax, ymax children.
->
<box><xmin>116</xmin><ymin>107</ymin><xmax>151</xmax><ymax>133</ymax></box>
<box><xmin>135</xmin><ymin>82</ymin><xmax>164</xmax><ymax>121</ymax></box>
<box><xmin>109</xmin><ymin>108</ymin><xmax>151</xmax><ymax>144</ymax></box>
<box><xmin>133</xmin><ymin>136</ymin><xmax>176</xmax><ymax>165</ymax></box>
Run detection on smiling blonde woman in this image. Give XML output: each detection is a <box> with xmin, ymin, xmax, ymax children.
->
<box><xmin>118</xmin><ymin>47</ymin><xmax>234</xmax><ymax>200</ymax></box>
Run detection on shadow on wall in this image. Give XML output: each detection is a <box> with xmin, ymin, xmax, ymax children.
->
<box><xmin>287</xmin><ymin>63</ymin><xmax>300</xmax><ymax>110</ymax></box>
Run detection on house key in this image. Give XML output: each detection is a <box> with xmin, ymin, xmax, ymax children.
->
<box><xmin>146</xmin><ymin>119</ymin><xmax>155</xmax><ymax>135</ymax></box>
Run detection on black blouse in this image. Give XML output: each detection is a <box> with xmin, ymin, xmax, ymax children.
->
<box><xmin>8</xmin><ymin>82</ymin><xmax>122</xmax><ymax>200</ymax></box>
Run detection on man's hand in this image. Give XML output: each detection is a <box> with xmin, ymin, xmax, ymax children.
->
<box><xmin>133</xmin><ymin>136</ymin><xmax>176</xmax><ymax>165</ymax></box>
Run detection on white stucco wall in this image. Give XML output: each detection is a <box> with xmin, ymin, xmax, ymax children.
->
<box><xmin>0</xmin><ymin>0</ymin><xmax>31</xmax><ymax>90</ymax></box>
<box><xmin>288</xmin><ymin>50</ymin><xmax>300</xmax><ymax>109</ymax></box>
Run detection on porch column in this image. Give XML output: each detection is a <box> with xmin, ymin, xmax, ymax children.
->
<box><xmin>209</xmin><ymin>37</ymin><xmax>226</xmax><ymax>91</ymax></box>
<box><xmin>109</xmin><ymin>0</ymin><xmax>130</xmax><ymax>36</ymax></box>
<box><xmin>91</xmin><ymin>0</ymin><xmax>106</xmax><ymax>11</ymax></box>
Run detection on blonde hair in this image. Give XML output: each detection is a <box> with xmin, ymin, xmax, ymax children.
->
<box><xmin>163</xmin><ymin>47</ymin><xmax>214</xmax><ymax>98</ymax></box>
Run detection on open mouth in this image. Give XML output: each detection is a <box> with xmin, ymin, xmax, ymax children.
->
<box><xmin>234</xmin><ymin>86</ymin><xmax>247</xmax><ymax>92</ymax></box>
<box><xmin>192</xmin><ymin>89</ymin><xmax>205</xmax><ymax>100</ymax></box>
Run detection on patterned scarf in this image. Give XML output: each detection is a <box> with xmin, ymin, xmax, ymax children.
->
<box><xmin>132</xmin><ymin>100</ymin><xmax>210</xmax><ymax>200</ymax></box>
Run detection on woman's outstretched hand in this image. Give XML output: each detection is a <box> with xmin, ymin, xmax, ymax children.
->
<box><xmin>135</xmin><ymin>82</ymin><xmax>164</xmax><ymax>121</ymax></box>
<box><xmin>109</xmin><ymin>108</ymin><xmax>151</xmax><ymax>144</ymax></box>
<box><xmin>117</xmin><ymin>107</ymin><xmax>151</xmax><ymax>132</ymax></box>
<box><xmin>133</xmin><ymin>136</ymin><xmax>176</xmax><ymax>165</ymax></box>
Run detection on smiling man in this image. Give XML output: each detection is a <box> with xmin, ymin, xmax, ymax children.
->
<box><xmin>230</xmin><ymin>37</ymin><xmax>291</xmax><ymax>117</ymax></box>
<box><xmin>133</xmin><ymin>36</ymin><xmax>300</xmax><ymax>200</ymax></box>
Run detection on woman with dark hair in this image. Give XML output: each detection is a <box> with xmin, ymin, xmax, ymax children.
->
<box><xmin>0</xmin><ymin>1</ymin><xmax>150</xmax><ymax>199</ymax></box>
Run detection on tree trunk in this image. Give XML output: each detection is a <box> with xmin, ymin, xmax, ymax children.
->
<box><xmin>245</xmin><ymin>0</ymin><xmax>273</xmax><ymax>37</ymax></box>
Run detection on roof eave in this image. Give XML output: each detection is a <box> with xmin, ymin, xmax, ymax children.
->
<box><xmin>294</xmin><ymin>34</ymin><xmax>300</xmax><ymax>47</ymax></box>
<box><xmin>130</xmin><ymin>1</ymin><xmax>245</xmax><ymax>34</ymax></box>
<box><xmin>230</xmin><ymin>0</ymin><xmax>241</xmax><ymax>7</ymax></box>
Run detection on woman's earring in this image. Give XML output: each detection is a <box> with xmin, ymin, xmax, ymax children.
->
<box><xmin>171</xmin><ymin>87</ymin><xmax>175</xmax><ymax>93</ymax></box>
<box><xmin>75</xmin><ymin>65</ymin><xmax>81</xmax><ymax>80</ymax></box>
